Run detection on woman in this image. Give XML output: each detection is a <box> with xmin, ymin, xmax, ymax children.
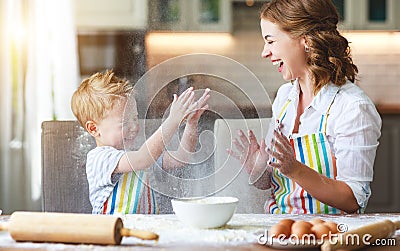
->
<box><xmin>228</xmin><ymin>0</ymin><xmax>381</xmax><ymax>214</ymax></box>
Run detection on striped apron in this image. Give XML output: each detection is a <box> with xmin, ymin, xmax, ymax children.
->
<box><xmin>102</xmin><ymin>171</ymin><xmax>158</xmax><ymax>214</ymax></box>
<box><xmin>266</xmin><ymin>92</ymin><xmax>342</xmax><ymax>214</ymax></box>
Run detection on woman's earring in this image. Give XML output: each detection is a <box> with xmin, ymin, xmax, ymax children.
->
<box><xmin>305</xmin><ymin>45</ymin><xmax>310</xmax><ymax>53</ymax></box>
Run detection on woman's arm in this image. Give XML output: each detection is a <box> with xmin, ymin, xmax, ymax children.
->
<box><xmin>251</xmin><ymin>167</ymin><xmax>272</xmax><ymax>190</ymax></box>
<box><xmin>286</xmin><ymin>160</ymin><xmax>359</xmax><ymax>213</ymax></box>
<box><xmin>162</xmin><ymin>122</ymin><xmax>198</xmax><ymax>170</ymax></box>
<box><xmin>268</xmin><ymin>129</ymin><xmax>359</xmax><ymax>213</ymax></box>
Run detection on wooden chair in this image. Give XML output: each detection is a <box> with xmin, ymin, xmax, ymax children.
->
<box><xmin>41</xmin><ymin>121</ymin><xmax>94</xmax><ymax>213</ymax></box>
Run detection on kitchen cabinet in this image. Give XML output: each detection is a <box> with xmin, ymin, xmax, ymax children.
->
<box><xmin>149</xmin><ymin>0</ymin><xmax>231</xmax><ymax>32</ymax></box>
<box><xmin>366</xmin><ymin>114</ymin><xmax>400</xmax><ymax>213</ymax></box>
<box><xmin>73</xmin><ymin>0</ymin><xmax>147</xmax><ymax>30</ymax></box>
<box><xmin>336</xmin><ymin>0</ymin><xmax>400</xmax><ymax>30</ymax></box>
<box><xmin>77</xmin><ymin>31</ymin><xmax>146</xmax><ymax>84</ymax></box>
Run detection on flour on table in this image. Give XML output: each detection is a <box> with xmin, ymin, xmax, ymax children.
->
<box><xmin>1</xmin><ymin>214</ymin><xmax>399</xmax><ymax>249</ymax></box>
<box><xmin>121</xmin><ymin>214</ymin><xmax>264</xmax><ymax>246</ymax></box>
<box><xmin>120</xmin><ymin>214</ymin><xmax>400</xmax><ymax>246</ymax></box>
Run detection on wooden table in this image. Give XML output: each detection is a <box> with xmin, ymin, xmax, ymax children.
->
<box><xmin>1</xmin><ymin>213</ymin><xmax>399</xmax><ymax>250</ymax></box>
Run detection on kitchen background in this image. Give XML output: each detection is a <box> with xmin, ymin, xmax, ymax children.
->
<box><xmin>0</xmin><ymin>0</ymin><xmax>399</xmax><ymax>214</ymax></box>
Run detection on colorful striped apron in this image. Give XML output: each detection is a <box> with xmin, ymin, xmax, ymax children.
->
<box><xmin>102</xmin><ymin>171</ymin><xmax>158</xmax><ymax>214</ymax></box>
<box><xmin>266</xmin><ymin>92</ymin><xmax>342</xmax><ymax>214</ymax></box>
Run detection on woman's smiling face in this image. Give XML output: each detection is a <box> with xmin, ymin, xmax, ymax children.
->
<box><xmin>260</xmin><ymin>19</ymin><xmax>308</xmax><ymax>82</ymax></box>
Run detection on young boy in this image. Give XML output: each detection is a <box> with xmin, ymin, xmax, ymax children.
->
<box><xmin>71</xmin><ymin>70</ymin><xmax>210</xmax><ymax>214</ymax></box>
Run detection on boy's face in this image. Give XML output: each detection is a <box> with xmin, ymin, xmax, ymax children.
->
<box><xmin>95</xmin><ymin>98</ymin><xmax>139</xmax><ymax>150</ymax></box>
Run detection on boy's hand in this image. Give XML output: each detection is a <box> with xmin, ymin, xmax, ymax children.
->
<box><xmin>187</xmin><ymin>88</ymin><xmax>210</xmax><ymax>125</ymax></box>
<box><xmin>169</xmin><ymin>87</ymin><xmax>198</xmax><ymax>124</ymax></box>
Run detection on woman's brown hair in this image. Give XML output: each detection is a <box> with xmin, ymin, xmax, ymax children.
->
<box><xmin>260</xmin><ymin>0</ymin><xmax>358</xmax><ymax>94</ymax></box>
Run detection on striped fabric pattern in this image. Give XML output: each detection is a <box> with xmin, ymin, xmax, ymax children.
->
<box><xmin>102</xmin><ymin>171</ymin><xmax>158</xmax><ymax>214</ymax></box>
<box><xmin>266</xmin><ymin>98</ymin><xmax>341</xmax><ymax>214</ymax></box>
<box><xmin>267</xmin><ymin>133</ymin><xmax>338</xmax><ymax>214</ymax></box>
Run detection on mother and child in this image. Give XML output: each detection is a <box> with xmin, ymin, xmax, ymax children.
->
<box><xmin>71</xmin><ymin>0</ymin><xmax>381</xmax><ymax>215</ymax></box>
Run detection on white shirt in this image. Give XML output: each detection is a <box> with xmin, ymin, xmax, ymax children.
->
<box><xmin>86</xmin><ymin>146</ymin><xmax>163</xmax><ymax>214</ymax></box>
<box><xmin>86</xmin><ymin>146</ymin><xmax>124</xmax><ymax>214</ymax></box>
<box><xmin>271</xmin><ymin>80</ymin><xmax>382</xmax><ymax>209</ymax></box>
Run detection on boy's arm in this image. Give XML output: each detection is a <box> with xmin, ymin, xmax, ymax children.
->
<box><xmin>116</xmin><ymin>87</ymin><xmax>197</xmax><ymax>172</ymax></box>
<box><xmin>162</xmin><ymin>121</ymin><xmax>198</xmax><ymax>169</ymax></box>
<box><xmin>163</xmin><ymin>89</ymin><xmax>210</xmax><ymax>169</ymax></box>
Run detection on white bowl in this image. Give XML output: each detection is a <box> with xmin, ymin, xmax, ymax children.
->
<box><xmin>171</xmin><ymin>196</ymin><xmax>239</xmax><ymax>229</ymax></box>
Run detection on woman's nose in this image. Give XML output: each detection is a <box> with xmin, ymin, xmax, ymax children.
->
<box><xmin>261</xmin><ymin>44</ymin><xmax>271</xmax><ymax>58</ymax></box>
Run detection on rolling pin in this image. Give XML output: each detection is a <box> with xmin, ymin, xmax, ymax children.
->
<box><xmin>0</xmin><ymin>211</ymin><xmax>159</xmax><ymax>245</ymax></box>
<box><xmin>321</xmin><ymin>219</ymin><xmax>400</xmax><ymax>251</ymax></box>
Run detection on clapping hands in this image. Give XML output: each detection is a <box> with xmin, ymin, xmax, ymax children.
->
<box><xmin>227</xmin><ymin>129</ymin><xmax>270</xmax><ymax>184</ymax></box>
<box><xmin>169</xmin><ymin>87</ymin><xmax>210</xmax><ymax>126</ymax></box>
<box><xmin>266</xmin><ymin>129</ymin><xmax>298</xmax><ymax>178</ymax></box>
<box><xmin>227</xmin><ymin>119</ymin><xmax>300</xmax><ymax>185</ymax></box>
<box><xmin>186</xmin><ymin>88</ymin><xmax>210</xmax><ymax>125</ymax></box>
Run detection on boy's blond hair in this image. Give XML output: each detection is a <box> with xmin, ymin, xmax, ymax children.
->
<box><xmin>71</xmin><ymin>70</ymin><xmax>133</xmax><ymax>128</ymax></box>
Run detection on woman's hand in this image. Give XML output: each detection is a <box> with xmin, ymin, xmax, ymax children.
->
<box><xmin>227</xmin><ymin>129</ymin><xmax>270</xmax><ymax>182</ymax></box>
<box><xmin>266</xmin><ymin>129</ymin><xmax>300</xmax><ymax>178</ymax></box>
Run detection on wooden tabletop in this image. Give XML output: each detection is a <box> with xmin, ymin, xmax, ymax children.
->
<box><xmin>1</xmin><ymin>213</ymin><xmax>399</xmax><ymax>250</ymax></box>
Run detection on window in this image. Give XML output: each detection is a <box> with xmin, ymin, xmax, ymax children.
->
<box><xmin>158</xmin><ymin>0</ymin><xmax>180</xmax><ymax>23</ymax></box>
<box><xmin>332</xmin><ymin>0</ymin><xmax>345</xmax><ymax>21</ymax></box>
<box><xmin>149</xmin><ymin>0</ymin><xmax>230</xmax><ymax>32</ymax></box>
<box><xmin>368</xmin><ymin>0</ymin><xmax>386</xmax><ymax>22</ymax></box>
<box><xmin>199</xmin><ymin>0</ymin><xmax>220</xmax><ymax>24</ymax></box>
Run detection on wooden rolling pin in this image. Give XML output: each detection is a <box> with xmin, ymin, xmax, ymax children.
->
<box><xmin>321</xmin><ymin>219</ymin><xmax>400</xmax><ymax>251</ymax></box>
<box><xmin>0</xmin><ymin>211</ymin><xmax>159</xmax><ymax>245</ymax></box>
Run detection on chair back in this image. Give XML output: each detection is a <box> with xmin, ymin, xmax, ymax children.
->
<box><xmin>41</xmin><ymin>121</ymin><xmax>94</xmax><ymax>213</ymax></box>
<box><xmin>213</xmin><ymin>118</ymin><xmax>272</xmax><ymax>213</ymax></box>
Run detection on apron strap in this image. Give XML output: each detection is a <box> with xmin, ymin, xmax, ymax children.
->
<box><xmin>319</xmin><ymin>87</ymin><xmax>341</xmax><ymax>133</ymax></box>
<box><xmin>277</xmin><ymin>99</ymin><xmax>291</xmax><ymax>122</ymax></box>
<box><xmin>277</xmin><ymin>86</ymin><xmax>341</xmax><ymax>133</ymax></box>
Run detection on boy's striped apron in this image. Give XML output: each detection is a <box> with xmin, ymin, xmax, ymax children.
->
<box><xmin>102</xmin><ymin>171</ymin><xmax>158</xmax><ymax>214</ymax></box>
<box><xmin>266</xmin><ymin>90</ymin><xmax>342</xmax><ymax>214</ymax></box>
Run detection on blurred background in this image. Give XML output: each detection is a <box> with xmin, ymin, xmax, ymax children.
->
<box><xmin>1</xmin><ymin>0</ymin><xmax>399</xmax><ymax>214</ymax></box>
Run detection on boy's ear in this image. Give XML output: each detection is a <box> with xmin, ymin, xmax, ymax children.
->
<box><xmin>85</xmin><ymin>121</ymin><xmax>99</xmax><ymax>137</ymax></box>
